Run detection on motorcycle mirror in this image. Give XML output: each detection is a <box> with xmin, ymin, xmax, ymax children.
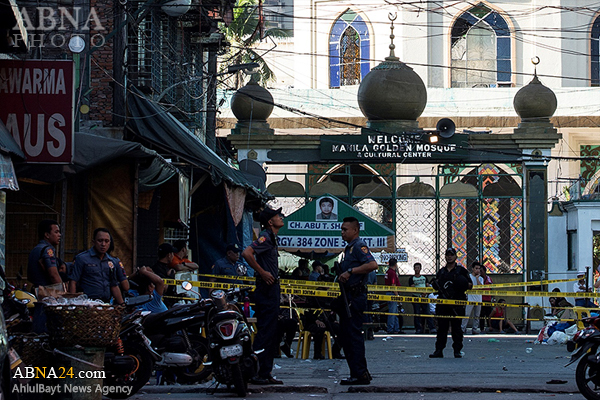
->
<box><xmin>182</xmin><ymin>281</ymin><xmax>193</xmax><ymax>291</ymax></box>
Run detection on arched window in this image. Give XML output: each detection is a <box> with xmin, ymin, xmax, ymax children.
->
<box><xmin>330</xmin><ymin>10</ymin><xmax>370</xmax><ymax>88</ymax></box>
<box><xmin>451</xmin><ymin>3</ymin><xmax>511</xmax><ymax>88</ymax></box>
<box><xmin>592</xmin><ymin>14</ymin><xmax>600</xmax><ymax>86</ymax></box>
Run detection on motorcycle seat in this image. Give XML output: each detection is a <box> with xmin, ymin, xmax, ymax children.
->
<box><xmin>143</xmin><ymin>303</ymin><xmax>205</xmax><ymax>328</ymax></box>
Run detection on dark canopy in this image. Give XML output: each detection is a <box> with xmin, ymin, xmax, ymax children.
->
<box><xmin>0</xmin><ymin>119</ymin><xmax>25</xmax><ymax>159</ymax></box>
<box><xmin>126</xmin><ymin>87</ymin><xmax>268</xmax><ymax>199</ymax></box>
<box><xmin>15</xmin><ymin>132</ymin><xmax>179</xmax><ymax>185</ymax></box>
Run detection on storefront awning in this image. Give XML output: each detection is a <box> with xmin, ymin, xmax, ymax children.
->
<box><xmin>0</xmin><ymin>119</ymin><xmax>24</xmax><ymax>190</ymax></box>
<box><xmin>0</xmin><ymin>119</ymin><xmax>25</xmax><ymax>159</ymax></box>
<box><xmin>126</xmin><ymin>87</ymin><xmax>269</xmax><ymax>199</ymax></box>
<box><xmin>15</xmin><ymin>133</ymin><xmax>179</xmax><ymax>185</ymax></box>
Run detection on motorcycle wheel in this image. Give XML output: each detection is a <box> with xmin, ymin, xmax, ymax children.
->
<box><xmin>231</xmin><ymin>363</ymin><xmax>247</xmax><ymax>397</ymax></box>
<box><xmin>576</xmin><ymin>355</ymin><xmax>600</xmax><ymax>400</ymax></box>
<box><xmin>104</xmin><ymin>342</ymin><xmax>153</xmax><ymax>399</ymax></box>
<box><xmin>174</xmin><ymin>338</ymin><xmax>212</xmax><ymax>384</ymax></box>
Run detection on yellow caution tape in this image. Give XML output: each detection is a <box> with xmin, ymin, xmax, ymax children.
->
<box><xmin>196</xmin><ymin>274</ymin><xmax>581</xmax><ymax>291</ymax></box>
<box><xmin>164</xmin><ymin>279</ymin><xmax>247</xmax><ymax>290</ymax></box>
<box><xmin>468</xmin><ymin>289</ymin><xmax>599</xmax><ymax>298</ymax></box>
<box><xmin>164</xmin><ymin>278</ymin><xmax>599</xmax><ymax>308</ymax></box>
<box><xmin>368</xmin><ymin>285</ymin><xmax>434</xmax><ymax>293</ymax></box>
<box><xmin>478</xmin><ymin>278</ymin><xmax>579</xmax><ymax>288</ymax></box>
<box><xmin>196</xmin><ymin>274</ymin><xmax>256</xmax><ymax>282</ymax></box>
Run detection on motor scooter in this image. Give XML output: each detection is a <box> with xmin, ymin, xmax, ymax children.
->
<box><xmin>140</xmin><ymin>298</ymin><xmax>211</xmax><ymax>384</ymax></box>
<box><xmin>566</xmin><ymin>316</ymin><xmax>600</xmax><ymax>400</ymax></box>
<box><xmin>103</xmin><ymin>294</ymin><xmax>159</xmax><ymax>399</ymax></box>
<box><xmin>181</xmin><ymin>281</ymin><xmax>257</xmax><ymax>397</ymax></box>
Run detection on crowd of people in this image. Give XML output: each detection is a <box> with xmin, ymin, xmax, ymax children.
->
<box><xmin>28</xmin><ymin>213</ymin><xmax>589</xmax><ymax>387</ymax></box>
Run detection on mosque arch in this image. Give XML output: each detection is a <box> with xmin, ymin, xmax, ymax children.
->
<box><xmin>329</xmin><ymin>9</ymin><xmax>371</xmax><ymax>88</ymax></box>
<box><xmin>449</xmin><ymin>1</ymin><xmax>513</xmax><ymax>88</ymax></box>
<box><xmin>444</xmin><ymin>163</ymin><xmax>523</xmax><ymax>273</ymax></box>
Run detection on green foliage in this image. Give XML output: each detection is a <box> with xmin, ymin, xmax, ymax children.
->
<box><xmin>220</xmin><ymin>0</ymin><xmax>290</xmax><ymax>88</ymax></box>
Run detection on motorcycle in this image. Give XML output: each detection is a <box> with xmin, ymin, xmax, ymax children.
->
<box><xmin>181</xmin><ymin>281</ymin><xmax>257</xmax><ymax>397</ymax></box>
<box><xmin>566</xmin><ymin>316</ymin><xmax>600</xmax><ymax>400</ymax></box>
<box><xmin>140</xmin><ymin>299</ymin><xmax>211</xmax><ymax>385</ymax></box>
<box><xmin>103</xmin><ymin>294</ymin><xmax>159</xmax><ymax>399</ymax></box>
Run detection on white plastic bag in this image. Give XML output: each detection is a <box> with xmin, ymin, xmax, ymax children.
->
<box><xmin>565</xmin><ymin>324</ymin><xmax>579</xmax><ymax>340</ymax></box>
<box><xmin>547</xmin><ymin>331</ymin><xmax>568</xmax><ymax>345</ymax></box>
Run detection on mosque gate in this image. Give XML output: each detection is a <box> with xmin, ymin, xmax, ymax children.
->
<box><xmin>266</xmin><ymin>162</ymin><xmax>524</xmax><ymax>275</ymax></box>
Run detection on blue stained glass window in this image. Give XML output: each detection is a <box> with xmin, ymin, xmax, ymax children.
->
<box><xmin>329</xmin><ymin>10</ymin><xmax>370</xmax><ymax>88</ymax></box>
<box><xmin>592</xmin><ymin>15</ymin><xmax>600</xmax><ymax>86</ymax></box>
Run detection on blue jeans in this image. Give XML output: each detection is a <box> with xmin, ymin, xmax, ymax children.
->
<box><xmin>387</xmin><ymin>295</ymin><xmax>399</xmax><ymax>333</ymax></box>
<box><xmin>576</xmin><ymin>298</ymin><xmax>595</xmax><ymax>308</ymax></box>
<box><xmin>413</xmin><ymin>302</ymin><xmax>436</xmax><ymax>332</ymax></box>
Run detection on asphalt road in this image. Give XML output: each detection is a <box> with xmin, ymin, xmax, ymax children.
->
<box><xmin>125</xmin><ymin>333</ymin><xmax>587</xmax><ymax>400</ymax></box>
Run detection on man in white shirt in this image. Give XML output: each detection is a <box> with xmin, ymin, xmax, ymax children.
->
<box><xmin>574</xmin><ymin>270</ymin><xmax>594</xmax><ymax>308</ymax></box>
<box><xmin>461</xmin><ymin>261</ymin><xmax>484</xmax><ymax>334</ymax></box>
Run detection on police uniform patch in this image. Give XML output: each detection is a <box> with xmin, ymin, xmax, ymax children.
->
<box><xmin>236</xmin><ymin>264</ymin><xmax>247</xmax><ymax>276</ymax></box>
<box><xmin>258</xmin><ymin>236</ymin><xmax>266</xmax><ymax>243</ymax></box>
<box><xmin>108</xmin><ymin>261</ymin><xmax>114</xmax><ymax>269</ymax></box>
<box><xmin>119</xmin><ymin>261</ymin><xmax>125</xmax><ymax>270</ymax></box>
<box><xmin>47</xmin><ymin>248</ymin><xmax>54</xmax><ymax>257</ymax></box>
<box><xmin>361</xmin><ymin>246</ymin><xmax>369</xmax><ymax>254</ymax></box>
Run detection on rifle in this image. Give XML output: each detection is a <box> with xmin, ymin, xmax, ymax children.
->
<box><xmin>334</xmin><ymin>261</ymin><xmax>351</xmax><ymax>318</ymax></box>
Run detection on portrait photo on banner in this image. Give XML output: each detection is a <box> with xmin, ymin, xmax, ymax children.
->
<box><xmin>316</xmin><ymin>196</ymin><xmax>338</xmax><ymax>221</ymax></box>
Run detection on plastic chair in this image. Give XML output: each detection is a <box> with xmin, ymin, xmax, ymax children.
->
<box><xmin>295</xmin><ymin>309</ymin><xmax>333</xmax><ymax>359</ymax></box>
<box><xmin>573</xmin><ymin>306</ymin><xmax>590</xmax><ymax>330</ymax></box>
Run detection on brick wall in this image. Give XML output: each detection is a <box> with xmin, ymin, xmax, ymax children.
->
<box><xmin>88</xmin><ymin>0</ymin><xmax>114</xmax><ymax>126</ymax></box>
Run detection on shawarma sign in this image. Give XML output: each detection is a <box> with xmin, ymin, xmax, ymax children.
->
<box><xmin>278</xmin><ymin>194</ymin><xmax>395</xmax><ymax>253</ymax></box>
<box><xmin>320</xmin><ymin>132</ymin><xmax>469</xmax><ymax>162</ymax></box>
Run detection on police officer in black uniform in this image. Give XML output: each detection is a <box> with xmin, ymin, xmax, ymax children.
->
<box><xmin>337</xmin><ymin>216</ymin><xmax>378</xmax><ymax>385</ymax></box>
<box><xmin>242</xmin><ymin>206</ymin><xmax>284</xmax><ymax>385</ymax></box>
<box><xmin>429</xmin><ymin>247</ymin><xmax>472</xmax><ymax>358</ymax></box>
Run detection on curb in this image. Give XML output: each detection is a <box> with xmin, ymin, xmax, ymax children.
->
<box><xmin>139</xmin><ymin>384</ymin><xmax>577</xmax><ymax>395</ymax></box>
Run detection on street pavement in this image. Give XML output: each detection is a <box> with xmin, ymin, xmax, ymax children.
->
<box><xmin>127</xmin><ymin>333</ymin><xmax>585</xmax><ymax>400</ymax></box>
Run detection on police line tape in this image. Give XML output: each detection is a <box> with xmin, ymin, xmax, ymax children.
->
<box><xmin>164</xmin><ymin>279</ymin><xmax>596</xmax><ymax>307</ymax></box>
<box><xmin>365</xmin><ymin>310</ymin><xmax>578</xmax><ymax>323</ymax></box>
<box><xmin>194</xmin><ymin>274</ymin><xmax>581</xmax><ymax>293</ymax></box>
<box><xmin>177</xmin><ymin>276</ymin><xmax>597</xmax><ymax>298</ymax></box>
<box><xmin>160</xmin><ymin>296</ymin><xmax>582</xmax><ymax>324</ymax></box>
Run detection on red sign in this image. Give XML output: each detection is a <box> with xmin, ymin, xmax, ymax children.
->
<box><xmin>0</xmin><ymin>60</ymin><xmax>74</xmax><ymax>163</ymax></box>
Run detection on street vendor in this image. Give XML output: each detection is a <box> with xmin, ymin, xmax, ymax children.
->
<box><xmin>68</xmin><ymin>227</ymin><xmax>124</xmax><ymax>304</ymax></box>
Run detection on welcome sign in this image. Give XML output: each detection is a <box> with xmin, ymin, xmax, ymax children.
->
<box><xmin>278</xmin><ymin>194</ymin><xmax>395</xmax><ymax>253</ymax></box>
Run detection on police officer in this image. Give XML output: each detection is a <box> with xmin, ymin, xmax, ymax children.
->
<box><xmin>337</xmin><ymin>216</ymin><xmax>378</xmax><ymax>385</ymax></box>
<box><xmin>429</xmin><ymin>247</ymin><xmax>471</xmax><ymax>359</ymax></box>
<box><xmin>242</xmin><ymin>207</ymin><xmax>284</xmax><ymax>385</ymax></box>
<box><xmin>28</xmin><ymin>219</ymin><xmax>66</xmax><ymax>288</ymax></box>
<box><xmin>211</xmin><ymin>243</ymin><xmax>247</xmax><ymax>282</ymax></box>
<box><xmin>68</xmin><ymin>228</ymin><xmax>124</xmax><ymax>304</ymax></box>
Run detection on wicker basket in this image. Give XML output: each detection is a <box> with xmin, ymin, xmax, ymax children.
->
<box><xmin>10</xmin><ymin>333</ymin><xmax>51</xmax><ymax>367</ymax></box>
<box><xmin>44</xmin><ymin>305</ymin><xmax>123</xmax><ymax>347</ymax></box>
